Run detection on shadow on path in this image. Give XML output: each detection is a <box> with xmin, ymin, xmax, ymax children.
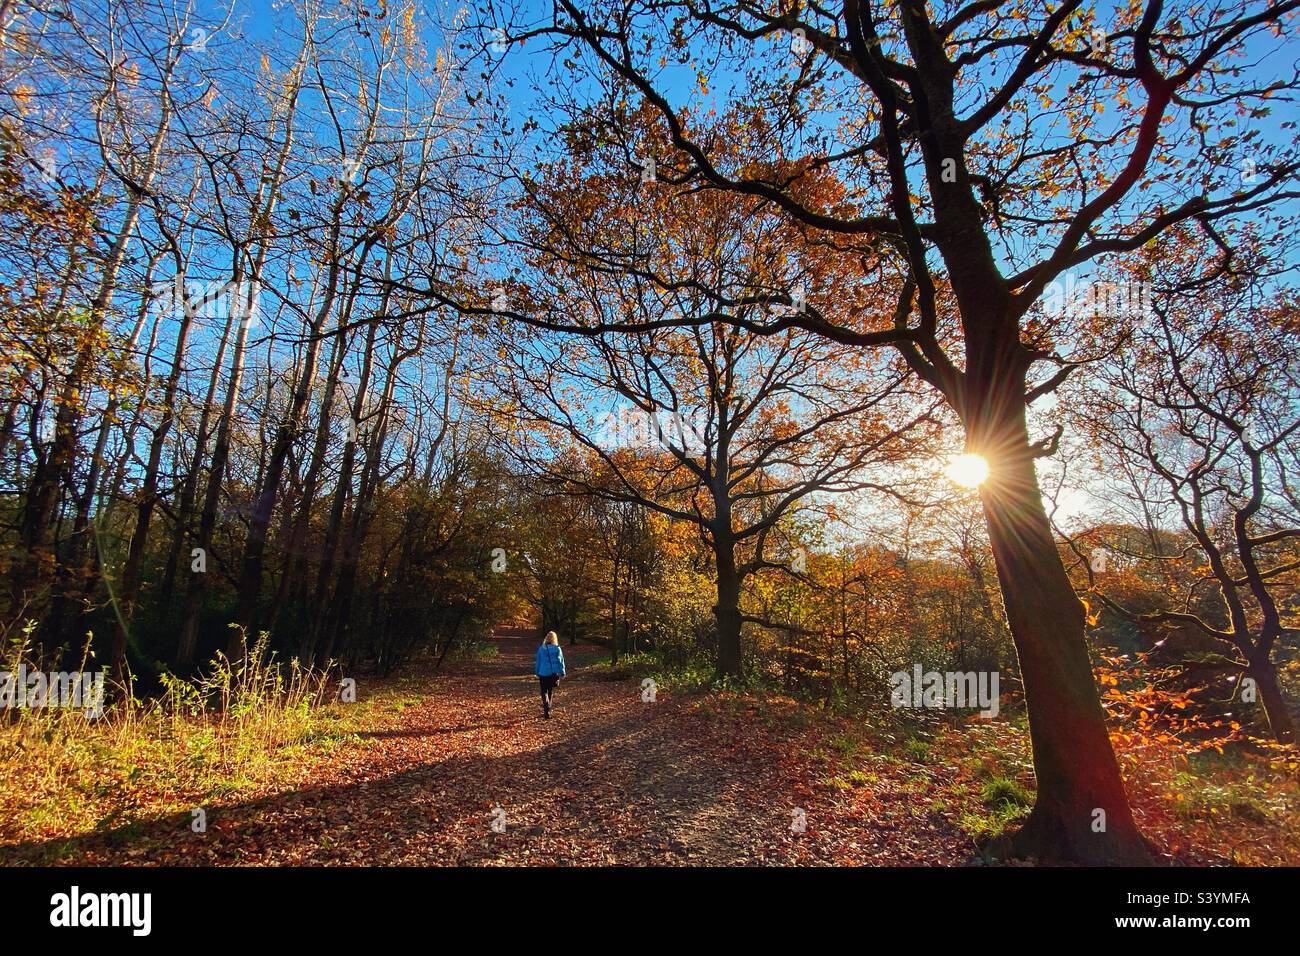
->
<box><xmin>2</xmin><ymin>632</ymin><xmax>971</xmax><ymax>866</ymax></box>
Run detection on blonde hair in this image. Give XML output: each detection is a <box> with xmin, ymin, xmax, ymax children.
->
<box><xmin>544</xmin><ymin>631</ymin><xmax>559</xmax><ymax>645</ymax></box>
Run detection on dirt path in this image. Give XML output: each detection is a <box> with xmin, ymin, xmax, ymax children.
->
<box><xmin>9</xmin><ymin>631</ymin><xmax>974</xmax><ymax>865</ymax></box>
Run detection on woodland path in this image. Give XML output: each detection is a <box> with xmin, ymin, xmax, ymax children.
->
<box><xmin>9</xmin><ymin>628</ymin><xmax>972</xmax><ymax>865</ymax></box>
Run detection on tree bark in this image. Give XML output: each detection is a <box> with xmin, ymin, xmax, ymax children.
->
<box><xmin>980</xmin><ymin>437</ymin><xmax>1152</xmax><ymax>864</ymax></box>
<box><xmin>114</xmin><ymin>286</ymin><xmax>197</xmax><ymax>675</ymax></box>
<box><xmin>1247</xmin><ymin>652</ymin><xmax>1296</xmax><ymax>744</ymax></box>
<box><xmin>713</xmin><ymin>539</ymin><xmax>743</xmax><ymax>678</ymax></box>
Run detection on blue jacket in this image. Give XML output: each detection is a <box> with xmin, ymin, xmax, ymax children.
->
<box><xmin>535</xmin><ymin>643</ymin><xmax>566</xmax><ymax>678</ymax></box>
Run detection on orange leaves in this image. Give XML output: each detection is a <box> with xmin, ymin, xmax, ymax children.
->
<box><xmin>1082</xmin><ymin>597</ymin><xmax>1100</xmax><ymax>627</ymax></box>
<box><xmin>8</xmin><ymin>84</ymin><xmax>34</xmax><ymax>111</ymax></box>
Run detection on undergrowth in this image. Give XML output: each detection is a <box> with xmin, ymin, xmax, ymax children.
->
<box><xmin>0</xmin><ymin>628</ymin><xmax>368</xmax><ymax>851</ymax></box>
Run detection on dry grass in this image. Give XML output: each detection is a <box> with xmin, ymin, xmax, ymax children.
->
<box><xmin>0</xmin><ymin>629</ymin><xmax>361</xmax><ymax>851</ymax></box>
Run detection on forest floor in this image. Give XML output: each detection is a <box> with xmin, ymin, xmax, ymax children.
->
<box><xmin>1</xmin><ymin>629</ymin><xmax>1296</xmax><ymax>865</ymax></box>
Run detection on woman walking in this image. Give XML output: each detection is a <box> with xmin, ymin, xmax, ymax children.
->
<box><xmin>534</xmin><ymin>631</ymin><xmax>566</xmax><ymax>719</ymax></box>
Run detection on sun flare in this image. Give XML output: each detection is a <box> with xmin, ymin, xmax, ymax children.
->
<box><xmin>945</xmin><ymin>453</ymin><xmax>990</xmax><ymax>488</ymax></box>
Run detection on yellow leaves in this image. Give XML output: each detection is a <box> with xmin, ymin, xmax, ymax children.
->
<box><xmin>1082</xmin><ymin>597</ymin><xmax>1100</xmax><ymax>627</ymax></box>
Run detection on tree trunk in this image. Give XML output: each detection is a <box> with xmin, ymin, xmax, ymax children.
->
<box><xmin>981</xmin><ymin>441</ymin><xmax>1152</xmax><ymax>864</ymax></box>
<box><xmin>160</xmin><ymin>303</ymin><xmax>235</xmax><ymax>607</ymax></box>
<box><xmin>22</xmin><ymin>88</ymin><xmax>173</xmax><ymax>660</ymax></box>
<box><xmin>277</xmin><ymin>330</ymin><xmax>348</xmax><ymax>633</ymax></box>
<box><xmin>315</xmin><ymin>341</ymin><xmax>406</xmax><ymax>665</ymax></box>
<box><xmin>303</xmin><ymin>317</ymin><xmax>378</xmax><ymax>664</ymax></box>
<box><xmin>232</xmin><ymin>211</ymin><xmax>349</xmax><ymax>643</ymax></box>
<box><xmin>713</xmin><ymin>542</ymin><xmax>743</xmax><ymax>678</ymax></box>
<box><xmin>1247</xmin><ymin>653</ymin><xmax>1296</xmax><ymax>744</ymax></box>
<box><xmin>609</xmin><ymin>555</ymin><xmax>620</xmax><ymax>664</ymax></box>
<box><xmin>114</xmin><ymin>291</ymin><xmax>197</xmax><ymax>676</ymax></box>
<box><xmin>178</xmin><ymin>266</ymin><xmax>259</xmax><ymax>669</ymax></box>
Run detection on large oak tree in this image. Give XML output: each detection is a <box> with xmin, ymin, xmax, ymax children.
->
<box><xmin>459</xmin><ymin>0</ymin><xmax>1300</xmax><ymax>862</ymax></box>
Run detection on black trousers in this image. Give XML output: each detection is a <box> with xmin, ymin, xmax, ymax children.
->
<box><xmin>538</xmin><ymin>675</ymin><xmax>559</xmax><ymax>712</ymax></box>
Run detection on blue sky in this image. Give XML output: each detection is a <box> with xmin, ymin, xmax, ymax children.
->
<box><xmin>20</xmin><ymin>0</ymin><xmax>1295</xmax><ymax>534</ymax></box>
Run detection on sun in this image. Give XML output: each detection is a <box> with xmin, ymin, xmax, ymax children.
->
<box><xmin>945</xmin><ymin>453</ymin><xmax>990</xmax><ymax>488</ymax></box>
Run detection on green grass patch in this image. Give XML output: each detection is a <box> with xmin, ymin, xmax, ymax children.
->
<box><xmin>979</xmin><ymin>777</ymin><xmax>1033</xmax><ymax>811</ymax></box>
